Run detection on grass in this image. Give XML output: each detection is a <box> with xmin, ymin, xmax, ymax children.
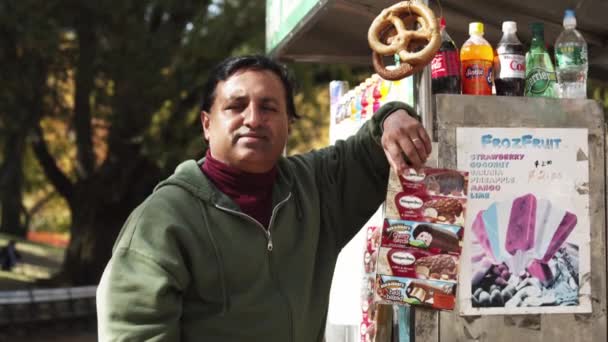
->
<box><xmin>0</xmin><ymin>233</ymin><xmax>65</xmax><ymax>290</ymax></box>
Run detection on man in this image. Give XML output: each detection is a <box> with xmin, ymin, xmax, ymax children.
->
<box><xmin>97</xmin><ymin>55</ymin><xmax>431</xmax><ymax>341</ymax></box>
<box><xmin>0</xmin><ymin>240</ymin><xmax>21</xmax><ymax>271</ymax></box>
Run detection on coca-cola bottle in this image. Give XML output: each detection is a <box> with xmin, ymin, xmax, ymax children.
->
<box><xmin>431</xmin><ymin>18</ymin><xmax>461</xmax><ymax>94</ymax></box>
<box><xmin>495</xmin><ymin>21</ymin><xmax>525</xmax><ymax>96</ymax></box>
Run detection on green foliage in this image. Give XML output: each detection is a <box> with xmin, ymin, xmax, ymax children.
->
<box><xmin>0</xmin><ymin>0</ymin><xmax>367</xmax><ymax>283</ymax></box>
<box><xmin>590</xmin><ymin>79</ymin><xmax>608</xmax><ymax>115</ymax></box>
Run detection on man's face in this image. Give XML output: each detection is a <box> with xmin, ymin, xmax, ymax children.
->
<box><xmin>202</xmin><ymin>69</ymin><xmax>290</xmax><ymax>173</ymax></box>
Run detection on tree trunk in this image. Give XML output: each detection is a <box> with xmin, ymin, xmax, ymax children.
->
<box><xmin>60</xmin><ymin>153</ymin><xmax>163</xmax><ymax>285</ymax></box>
<box><xmin>62</xmin><ymin>198</ymin><xmax>131</xmax><ymax>285</ymax></box>
<box><xmin>0</xmin><ymin>131</ymin><xmax>26</xmax><ymax>237</ymax></box>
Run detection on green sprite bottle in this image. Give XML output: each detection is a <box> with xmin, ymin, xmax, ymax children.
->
<box><xmin>524</xmin><ymin>23</ymin><xmax>557</xmax><ymax>97</ymax></box>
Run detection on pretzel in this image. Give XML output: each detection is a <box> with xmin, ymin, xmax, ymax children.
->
<box><xmin>368</xmin><ymin>1</ymin><xmax>441</xmax><ymax>80</ymax></box>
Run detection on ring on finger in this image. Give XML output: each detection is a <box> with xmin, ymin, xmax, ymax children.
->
<box><xmin>411</xmin><ymin>138</ymin><xmax>421</xmax><ymax>143</ymax></box>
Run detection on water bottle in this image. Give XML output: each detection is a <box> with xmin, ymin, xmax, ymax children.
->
<box><xmin>555</xmin><ymin>9</ymin><xmax>588</xmax><ymax>99</ymax></box>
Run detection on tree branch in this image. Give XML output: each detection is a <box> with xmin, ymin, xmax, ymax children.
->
<box><xmin>73</xmin><ymin>16</ymin><xmax>96</xmax><ymax>178</ymax></box>
<box><xmin>31</xmin><ymin>123</ymin><xmax>74</xmax><ymax>203</ymax></box>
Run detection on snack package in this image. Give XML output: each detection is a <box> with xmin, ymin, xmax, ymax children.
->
<box><xmin>376</xmin><ymin>247</ymin><xmax>459</xmax><ymax>282</ymax></box>
<box><xmin>377</xmin><ymin>167</ymin><xmax>468</xmax><ymax>311</ymax></box>
<box><xmin>382</xmin><ymin>219</ymin><xmax>463</xmax><ymax>253</ymax></box>
<box><xmin>375</xmin><ymin>275</ymin><xmax>457</xmax><ymax>310</ymax></box>
<box><xmin>386</xmin><ymin>168</ymin><xmax>468</xmax><ymax>226</ymax></box>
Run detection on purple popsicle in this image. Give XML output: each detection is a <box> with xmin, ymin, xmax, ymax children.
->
<box><xmin>506</xmin><ymin>194</ymin><xmax>537</xmax><ymax>254</ymax></box>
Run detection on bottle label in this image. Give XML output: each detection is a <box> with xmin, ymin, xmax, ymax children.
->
<box><xmin>556</xmin><ymin>44</ymin><xmax>588</xmax><ymax>67</ymax></box>
<box><xmin>461</xmin><ymin>60</ymin><xmax>492</xmax><ymax>95</ymax></box>
<box><xmin>431</xmin><ymin>51</ymin><xmax>460</xmax><ymax>78</ymax></box>
<box><xmin>525</xmin><ymin>68</ymin><xmax>557</xmax><ymax>96</ymax></box>
<box><xmin>498</xmin><ymin>54</ymin><xmax>525</xmax><ymax>79</ymax></box>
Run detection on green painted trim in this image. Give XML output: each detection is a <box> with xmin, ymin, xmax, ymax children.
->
<box><xmin>266</xmin><ymin>0</ymin><xmax>321</xmax><ymax>53</ymax></box>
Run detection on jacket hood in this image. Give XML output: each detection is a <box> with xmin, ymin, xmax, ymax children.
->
<box><xmin>154</xmin><ymin>160</ymin><xmax>213</xmax><ymax>200</ymax></box>
<box><xmin>154</xmin><ymin>159</ymin><xmax>297</xmax><ymax>212</ymax></box>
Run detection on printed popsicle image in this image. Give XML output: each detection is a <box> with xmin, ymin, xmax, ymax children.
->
<box><xmin>471</xmin><ymin>211</ymin><xmax>497</xmax><ymax>263</ymax></box>
<box><xmin>481</xmin><ymin>203</ymin><xmax>501</xmax><ymax>262</ymax></box>
<box><xmin>505</xmin><ymin>194</ymin><xmax>537</xmax><ymax>255</ymax></box>
<box><xmin>543</xmin><ymin>212</ymin><xmax>578</xmax><ymax>261</ymax></box>
<box><xmin>528</xmin><ymin>211</ymin><xmax>578</xmax><ymax>283</ymax></box>
<box><xmin>470</xmin><ymin>193</ymin><xmax>579</xmax><ymax>308</ymax></box>
<box><xmin>494</xmin><ymin>199</ymin><xmax>513</xmax><ymax>264</ymax></box>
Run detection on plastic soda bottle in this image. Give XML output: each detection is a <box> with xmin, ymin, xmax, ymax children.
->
<box><xmin>555</xmin><ymin>9</ymin><xmax>588</xmax><ymax>98</ymax></box>
<box><xmin>524</xmin><ymin>23</ymin><xmax>557</xmax><ymax>97</ymax></box>
<box><xmin>460</xmin><ymin>22</ymin><xmax>493</xmax><ymax>95</ymax></box>
<box><xmin>431</xmin><ymin>17</ymin><xmax>461</xmax><ymax>94</ymax></box>
<box><xmin>495</xmin><ymin>21</ymin><xmax>525</xmax><ymax>96</ymax></box>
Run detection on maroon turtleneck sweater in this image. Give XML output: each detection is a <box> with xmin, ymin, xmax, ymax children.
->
<box><xmin>201</xmin><ymin>150</ymin><xmax>277</xmax><ymax>228</ymax></box>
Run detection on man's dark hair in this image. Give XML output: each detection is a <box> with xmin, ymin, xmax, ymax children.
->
<box><xmin>200</xmin><ymin>55</ymin><xmax>300</xmax><ymax>120</ymax></box>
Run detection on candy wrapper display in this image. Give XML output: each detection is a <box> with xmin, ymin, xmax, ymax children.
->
<box><xmin>376</xmin><ymin>168</ymin><xmax>468</xmax><ymax>311</ymax></box>
<box><xmin>360</xmin><ymin>226</ymin><xmax>380</xmax><ymax>342</ymax></box>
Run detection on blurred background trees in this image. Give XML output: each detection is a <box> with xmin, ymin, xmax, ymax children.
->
<box><xmin>0</xmin><ymin>0</ymin><xmax>367</xmax><ymax>285</ymax></box>
<box><xmin>9</xmin><ymin>0</ymin><xmax>605</xmax><ymax>287</ymax></box>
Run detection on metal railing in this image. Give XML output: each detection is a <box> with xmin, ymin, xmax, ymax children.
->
<box><xmin>0</xmin><ymin>286</ymin><xmax>96</xmax><ymax>325</ymax></box>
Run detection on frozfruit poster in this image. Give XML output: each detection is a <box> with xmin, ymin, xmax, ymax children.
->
<box><xmin>457</xmin><ymin>127</ymin><xmax>591</xmax><ymax>315</ymax></box>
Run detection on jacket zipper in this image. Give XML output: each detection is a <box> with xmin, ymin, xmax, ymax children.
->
<box><xmin>215</xmin><ymin>192</ymin><xmax>294</xmax><ymax>342</ymax></box>
<box><xmin>266</xmin><ymin>192</ymin><xmax>294</xmax><ymax>342</ymax></box>
<box><xmin>214</xmin><ymin>192</ymin><xmax>291</xmax><ymax>252</ymax></box>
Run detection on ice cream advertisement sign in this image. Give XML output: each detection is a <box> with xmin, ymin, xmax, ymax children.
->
<box><xmin>457</xmin><ymin>127</ymin><xmax>591</xmax><ymax>315</ymax></box>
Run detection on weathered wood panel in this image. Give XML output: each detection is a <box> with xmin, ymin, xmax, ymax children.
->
<box><xmin>415</xmin><ymin>308</ymin><xmax>439</xmax><ymax>342</ymax></box>
<box><xmin>431</xmin><ymin>95</ymin><xmax>607</xmax><ymax>342</ymax></box>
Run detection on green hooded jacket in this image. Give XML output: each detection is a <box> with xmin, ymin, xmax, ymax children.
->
<box><xmin>97</xmin><ymin>101</ymin><xmax>417</xmax><ymax>341</ymax></box>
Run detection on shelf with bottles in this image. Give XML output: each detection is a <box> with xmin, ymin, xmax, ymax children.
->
<box><xmin>431</xmin><ymin>10</ymin><xmax>588</xmax><ymax>100</ymax></box>
<box><xmin>329</xmin><ymin>74</ymin><xmax>414</xmax><ymax>143</ymax></box>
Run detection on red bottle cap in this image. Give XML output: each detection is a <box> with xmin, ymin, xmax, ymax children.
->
<box><xmin>440</xmin><ymin>17</ymin><xmax>446</xmax><ymax>29</ymax></box>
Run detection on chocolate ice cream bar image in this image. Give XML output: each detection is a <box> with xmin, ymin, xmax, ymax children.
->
<box><xmin>415</xmin><ymin>254</ymin><xmax>458</xmax><ymax>281</ymax></box>
<box><xmin>412</xmin><ymin>223</ymin><xmax>461</xmax><ymax>253</ymax></box>
<box><xmin>424</xmin><ymin>171</ymin><xmax>467</xmax><ymax>196</ymax></box>
<box><xmin>405</xmin><ymin>280</ymin><xmax>455</xmax><ymax>303</ymax></box>
<box><xmin>422</xmin><ymin>198</ymin><xmax>464</xmax><ymax>224</ymax></box>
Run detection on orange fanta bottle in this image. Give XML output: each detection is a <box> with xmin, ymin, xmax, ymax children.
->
<box><xmin>460</xmin><ymin>22</ymin><xmax>494</xmax><ymax>95</ymax></box>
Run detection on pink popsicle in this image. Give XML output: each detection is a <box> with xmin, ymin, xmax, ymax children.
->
<box><xmin>540</xmin><ymin>211</ymin><xmax>577</xmax><ymax>262</ymax></box>
<box><xmin>506</xmin><ymin>194</ymin><xmax>537</xmax><ymax>254</ymax></box>
<box><xmin>472</xmin><ymin>211</ymin><xmax>496</xmax><ymax>262</ymax></box>
<box><xmin>527</xmin><ymin>259</ymin><xmax>553</xmax><ymax>284</ymax></box>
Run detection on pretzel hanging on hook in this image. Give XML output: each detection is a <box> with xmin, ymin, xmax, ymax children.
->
<box><xmin>367</xmin><ymin>1</ymin><xmax>441</xmax><ymax>80</ymax></box>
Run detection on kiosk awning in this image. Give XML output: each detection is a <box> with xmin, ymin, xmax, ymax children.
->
<box><xmin>266</xmin><ymin>0</ymin><xmax>608</xmax><ymax>78</ymax></box>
